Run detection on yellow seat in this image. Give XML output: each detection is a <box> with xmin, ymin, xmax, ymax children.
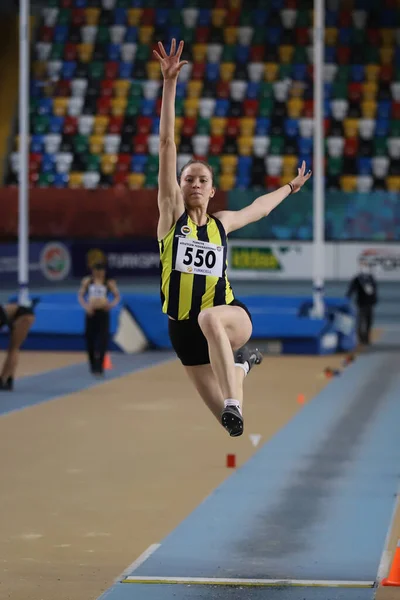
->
<box><xmin>146</xmin><ymin>61</ymin><xmax>161</xmax><ymax>80</ymax></box>
<box><xmin>184</xmin><ymin>98</ymin><xmax>199</xmax><ymax>117</ymax></box>
<box><xmin>127</xmin><ymin>8</ymin><xmax>142</xmax><ymax>26</ymax></box>
<box><xmin>380</xmin><ymin>28</ymin><xmax>395</xmax><ymax>46</ymax></box>
<box><xmin>89</xmin><ymin>134</ymin><xmax>104</xmax><ymax>154</ymax></box>
<box><xmin>264</xmin><ymin>63</ymin><xmax>279</xmax><ymax>82</ymax></box>
<box><xmin>192</xmin><ymin>44</ymin><xmax>208</xmax><ymax>63</ymax></box>
<box><xmin>114</xmin><ymin>80</ymin><xmax>130</xmax><ymax>98</ymax></box>
<box><xmin>187</xmin><ymin>80</ymin><xmax>203</xmax><ymax>98</ymax></box>
<box><xmin>361</xmin><ymin>100</ymin><xmax>377</xmax><ymax>119</ymax></box>
<box><xmin>220</xmin><ymin>155</ymin><xmax>238</xmax><ymax>174</ymax></box>
<box><xmin>282</xmin><ymin>167</ymin><xmax>297</xmax><ymax>180</ymax></box>
<box><xmin>287</xmin><ymin>98</ymin><xmax>304</xmax><ymax>118</ymax></box>
<box><xmin>33</xmin><ymin>61</ymin><xmax>47</xmax><ymax>79</ymax></box>
<box><xmin>85</xmin><ymin>8</ymin><xmax>100</xmax><ymax>25</ymax></box>
<box><xmin>174</xmin><ymin>117</ymin><xmax>183</xmax><ymax>134</ymax></box>
<box><xmin>240</xmin><ymin>117</ymin><xmax>256</xmax><ymax>136</ymax></box>
<box><xmin>220</xmin><ymin>62</ymin><xmax>235</xmax><ymax>82</ymax></box>
<box><xmin>289</xmin><ymin>82</ymin><xmax>305</xmax><ymax>98</ymax></box>
<box><xmin>282</xmin><ymin>155</ymin><xmax>298</xmax><ymax>171</ymax></box>
<box><xmin>325</xmin><ymin>27</ymin><xmax>338</xmax><ymax>46</ymax></box>
<box><xmin>211</xmin><ymin>8</ymin><xmax>226</xmax><ymax>27</ymax></box>
<box><xmin>93</xmin><ymin>116</ymin><xmax>109</xmax><ymax>135</ymax></box>
<box><xmin>223</xmin><ymin>27</ymin><xmax>238</xmax><ymax>45</ymax></box>
<box><xmin>210</xmin><ymin>117</ymin><xmax>227</xmax><ymax>136</ymax></box>
<box><xmin>77</xmin><ymin>43</ymin><xmax>93</xmax><ymax>63</ymax></box>
<box><xmin>387</xmin><ymin>176</ymin><xmax>400</xmax><ymax>192</ymax></box>
<box><xmin>343</xmin><ymin>118</ymin><xmax>359</xmax><ymax>138</ymax></box>
<box><xmin>111</xmin><ymin>97</ymin><xmax>127</xmax><ymax>117</ymax></box>
<box><xmin>362</xmin><ymin>82</ymin><xmax>378</xmax><ymax>101</ymax></box>
<box><xmin>101</xmin><ymin>154</ymin><xmax>117</xmax><ymax>175</ymax></box>
<box><xmin>174</xmin><ymin>133</ymin><xmax>181</xmax><ymax>147</ymax></box>
<box><xmin>219</xmin><ymin>173</ymin><xmax>235</xmax><ymax>191</ymax></box>
<box><xmin>278</xmin><ymin>45</ymin><xmax>294</xmax><ymax>64</ymax></box>
<box><xmin>128</xmin><ymin>173</ymin><xmax>145</xmax><ymax>189</ymax></box>
<box><xmin>340</xmin><ymin>175</ymin><xmax>357</xmax><ymax>192</ymax></box>
<box><xmin>237</xmin><ymin>136</ymin><xmax>253</xmax><ymax>156</ymax></box>
<box><xmin>69</xmin><ymin>172</ymin><xmax>83</xmax><ymax>189</ymax></box>
<box><xmin>139</xmin><ymin>26</ymin><xmax>154</xmax><ymax>45</ymax></box>
<box><xmin>53</xmin><ymin>97</ymin><xmax>68</xmax><ymax>117</ymax></box>
<box><xmin>365</xmin><ymin>64</ymin><xmax>380</xmax><ymax>82</ymax></box>
<box><xmin>380</xmin><ymin>47</ymin><xmax>394</xmax><ymax>65</ymax></box>
<box><xmin>229</xmin><ymin>0</ymin><xmax>241</xmax><ymax>7</ymax></box>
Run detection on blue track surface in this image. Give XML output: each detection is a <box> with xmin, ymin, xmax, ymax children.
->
<box><xmin>97</xmin><ymin>332</ymin><xmax>400</xmax><ymax>600</ymax></box>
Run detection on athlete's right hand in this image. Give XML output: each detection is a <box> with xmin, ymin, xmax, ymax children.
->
<box><xmin>153</xmin><ymin>39</ymin><xmax>188</xmax><ymax>80</ymax></box>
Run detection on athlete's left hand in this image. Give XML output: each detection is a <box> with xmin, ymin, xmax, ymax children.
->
<box><xmin>290</xmin><ymin>161</ymin><xmax>312</xmax><ymax>193</ymax></box>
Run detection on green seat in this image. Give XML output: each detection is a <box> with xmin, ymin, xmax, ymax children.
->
<box><xmin>327</xmin><ymin>156</ymin><xmax>343</xmax><ymax>177</ymax></box>
<box><xmin>117</xmin><ymin>0</ymin><xmax>131</xmax><ymax>6</ymax></box>
<box><xmin>169</xmin><ymin>9</ymin><xmax>183</xmax><ymax>25</ymax></box>
<box><xmin>390</xmin><ymin>120</ymin><xmax>400</xmax><ymax>136</ymax></box>
<box><xmin>32</xmin><ymin>115</ymin><xmax>49</xmax><ymax>134</ymax></box>
<box><xmin>129</xmin><ymin>81</ymin><xmax>142</xmax><ymax>98</ymax></box>
<box><xmin>73</xmin><ymin>134</ymin><xmax>89</xmax><ymax>154</ymax></box>
<box><xmin>259</xmin><ymin>97</ymin><xmax>274</xmax><ymax>117</ymax></box>
<box><xmin>332</xmin><ymin>82</ymin><xmax>347</xmax><ymax>99</ymax></box>
<box><xmin>221</xmin><ymin>45</ymin><xmax>235</xmax><ymax>62</ymax></box>
<box><xmin>146</xmin><ymin>155</ymin><xmax>159</xmax><ymax>174</ymax></box>
<box><xmin>335</xmin><ymin>65</ymin><xmax>350</xmax><ymax>82</ymax></box>
<box><xmin>50</xmin><ymin>42</ymin><xmax>64</xmax><ymax>60</ymax></box>
<box><xmin>38</xmin><ymin>173</ymin><xmax>54</xmax><ymax>187</ymax></box>
<box><xmin>252</xmin><ymin>29</ymin><xmax>265</xmax><ymax>44</ymax></box>
<box><xmin>144</xmin><ymin>172</ymin><xmax>158</xmax><ymax>188</ymax></box>
<box><xmin>352</xmin><ymin>30</ymin><xmax>366</xmax><ymax>45</ymax></box>
<box><xmin>97</xmin><ymin>26</ymin><xmax>110</xmax><ymax>44</ymax></box>
<box><xmin>197</xmin><ymin>117</ymin><xmax>210</xmax><ymax>135</ymax></box>
<box><xmin>373</xmin><ymin>137</ymin><xmax>387</xmax><ymax>156</ymax></box>
<box><xmin>181</xmin><ymin>27</ymin><xmax>195</xmax><ymax>45</ymax></box>
<box><xmin>30</xmin><ymin>98</ymin><xmax>39</xmax><ymax>116</ymax></box>
<box><xmin>293</xmin><ymin>47</ymin><xmax>308</xmax><ymax>63</ymax></box>
<box><xmin>364</xmin><ymin>47</ymin><xmax>380</xmax><ymax>64</ymax></box>
<box><xmin>86</xmin><ymin>154</ymin><xmax>100</xmax><ymax>172</ymax></box>
<box><xmin>126</xmin><ymin>97</ymin><xmax>141</xmax><ymax>116</ymax></box>
<box><xmin>175</xmin><ymin>97</ymin><xmax>184</xmax><ymax>117</ymax></box>
<box><xmin>47</xmin><ymin>0</ymin><xmax>58</xmax><ymax>6</ymax></box>
<box><xmin>259</xmin><ymin>82</ymin><xmax>274</xmax><ymax>99</ymax></box>
<box><xmin>296</xmin><ymin>10</ymin><xmax>311</xmax><ymax>27</ymax></box>
<box><xmin>207</xmin><ymin>155</ymin><xmax>221</xmax><ymax>175</ymax></box>
<box><xmin>239</xmin><ymin>12</ymin><xmax>252</xmax><ymax>25</ymax></box>
<box><xmin>269</xmin><ymin>136</ymin><xmax>284</xmax><ymax>155</ymax></box>
<box><xmin>88</xmin><ymin>61</ymin><xmax>104</xmax><ymax>79</ymax></box>
<box><xmin>136</xmin><ymin>44</ymin><xmax>150</xmax><ymax>62</ymax></box>
<box><xmin>279</xmin><ymin>65</ymin><xmax>291</xmax><ymax>79</ymax></box>
<box><xmin>57</xmin><ymin>9</ymin><xmax>71</xmax><ymax>25</ymax></box>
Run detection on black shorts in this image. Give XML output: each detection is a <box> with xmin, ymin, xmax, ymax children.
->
<box><xmin>0</xmin><ymin>304</ymin><xmax>34</xmax><ymax>330</ymax></box>
<box><xmin>168</xmin><ymin>298</ymin><xmax>252</xmax><ymax>367</ymax></box>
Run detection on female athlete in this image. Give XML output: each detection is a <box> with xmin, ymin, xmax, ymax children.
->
<box><xmin>0</xmin><ymin>302</ymin><xmax>35</xmax><ymax>391</ymax></box>
<box><xmin>154</xmin><ymin>40</ymin><xmax>312</xmax><ymax>436</ymax></box>
<box><xmin>78</xmin><ymin>262</ymin><xmax>120</xmax><ymax>375</ymax></box>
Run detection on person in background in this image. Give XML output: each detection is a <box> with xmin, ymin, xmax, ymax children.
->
<box><xmin>0</xmin><ymin>302</ymin><xmax>35</xmax><ymax>391</ymax></box>
<box><xmin>78</xmin><ymin>263</ymin><xmax>120</xmax><ymax>375</ymax></box>
<box><xmin>346</xmin><ymin>258</ymin><xmax>378</xmax><ymax>346</ymax></box>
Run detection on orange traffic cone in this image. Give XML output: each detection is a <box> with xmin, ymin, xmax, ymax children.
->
<box><xmin>103</xmin><ymin>353</ymin><xmax>113</xmax><ymax>371</ymax></box>
<box><xmin>382</xmin><ymin>541</ymin><xmax>400</xmax><ymax>586</ymax></box>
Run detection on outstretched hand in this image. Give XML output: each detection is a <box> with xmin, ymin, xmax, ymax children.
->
<box><xmin>153</xmin><ymin>39</ymin><xmax>188</xmax><ymax>80</ymax></box>
<box><xmin>290</xmin><ymin>161</ymin><xmax>312</xmax><ymax>193</ymax></box>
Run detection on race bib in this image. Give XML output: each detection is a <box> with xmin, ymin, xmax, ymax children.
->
<box><xmin>363</xmin><ymin>283</ymin><xmax>374</xmax><ymax>295</ymax></box>
<box><xmin>175</xmin><ymin>237</ymin><xmax>224</xmax><ymax>278</ymax></box>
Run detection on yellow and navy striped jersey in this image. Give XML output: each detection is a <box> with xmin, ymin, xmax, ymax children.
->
<box><xmin>159</xmin><ymin>212</ymin><xmax>234</xmax><ymax>320</ymax></box>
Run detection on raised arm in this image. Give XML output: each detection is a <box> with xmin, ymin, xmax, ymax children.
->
<box><xmin>215</xmin><ymin>161</ymin><xmax>312</xmax><ymax>234</ymax></box>
<box><xmin>153</xmin><ymin>40</ymin><xmax>188</xmax><ymax>240</ymax></box>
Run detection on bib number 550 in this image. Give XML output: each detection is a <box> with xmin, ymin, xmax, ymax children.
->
<box><xmin>183</xmin><ymin>247</ymin><xmax>216</xmax><ymax>269</ymax></box>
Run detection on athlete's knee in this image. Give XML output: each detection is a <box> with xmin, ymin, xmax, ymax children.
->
<box><xmin>198</xmin><ymin>309</ymin><xmax>222</xmax><ymax>335</ymax></box>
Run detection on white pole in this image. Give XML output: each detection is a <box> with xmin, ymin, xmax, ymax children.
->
<box><xmin>312</xmin><ymin>0</ymin><xmax>325</xmax><ymax>318</ymax></box>
<box><xmin>18</xmin><ymin>0</ymin><xmax>30</xmax><ymax>307</ymax></box>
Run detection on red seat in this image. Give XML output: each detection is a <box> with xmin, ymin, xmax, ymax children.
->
<box><xmin>108</xmin><ymin>116</ymin><xmax>123</xmax><ymax>134</ymax></box>
<box><xmin>63</xmin><ymin>116</ymin><xmax>78</xmax><ymax>135</ymax></box>
<box><xmin>324</xmin><ymin>118</ymin><xmax>331</xmax><ymax>135</ymax></box>
<box><xmin>101</xmin><ymin>80</ymin><xmax>114</xmax><ymax>97</ymax></box>
<box><xmin>338</xmin><ymin>10</ymin><xmax>351</xmax><ymax>27</ymax></box>
<box><xmin>392</xmin><ymin>102</ymin><xmax>400</xmax><ymax>120</ymax></box>
<box><xmin>265</xmin><ymin>175</ymin><xmax>281</xmax><ymax>190</ymax></box>
<box><xmin>113</xmin><ymin>172</ymin><xmax>128</xmax><ymax>187</ymax></box>
<box><xmin>337</xmin><ymin>47</ymin><xmax>350</xmax><ymax>64</ymax></box>
<box><xmin>192</xmin><ymin>62</ymin><xmax>206</xmax><ymax>80</ymax></box>
<box><xmin>243</xmin><ymin>99</ymin><xmax>259</xmax><ymax>117</ymax></box>
<box><xmin>133</xmin><ymin>133</ymin><xmax>148</xmax><ymax>154</ymax></box>
<box><xmin>216</xmin><ymin>81</ymin><xmax>230</xmax><ymax>99</ymax></box>
<box><xmin>348</xmin><ymin>83</ymin><xmax>362</xmax><ymax>103</ymax></box>
<box><xmin>29</xmin><ymin>171</ymin><xmax>39</xmax><ymax>186</ymax></box>
<box><xmin>344</xmin><ymin>138</ymin><xmax>359</xmax><ymax>157</ymax></box>
<box><xmin>137</xmin><ymin>116</ymin><xmax>152</xmax><ymax>134</ymax></box>
<box><xmin>71</xmin><ymin>8</ymin><xmax>85</xmax><ymax>26</ymax></box>
<box><xmin>367</xmin><ymin>28</ymin><xmax>380</xmax><ymax>46</ymax></box>
<box><xmin>104</xmin><ymin>62</ymin><xmax>119</xmax><ymax>79</ymax></box>
<box><xmin>55</xmin><ymin>79</ymin><xmax>71</xmax><ymax>97</ymax></box>
<box><xmin>64</xmin><ymin>43</ymin><xmax>77</xmax><ymax>61</ymax></box>
<box><xmin>29</xmin><ymin>153</ymin><xmax>42</xmax><ymax>171</ymax></box>
<box><xmin>209</xmin><ymin>135</ymin><xmax>224</xmax><ymax>155</ymax></box>
<box><xmin>116</xmin><ymin>154</ymin><xmax>131</xmax><ymax>173</ymax></box>
<box><xmin>97</xmin><ymin>97</ymin><xmax>111</xmax><ymax>115</ymax></box>
<box><xmin>155</xmin><ymin>97</ymin><xmax>162</xmax><ymax>116</ymax></box>
<box><xmin>182</xmin><ymin>117</ymin><xmax>197</xmax><ymax>137</ymax></box>
<box><xmin>193</xmin><ymin>154</ymin><xmax>207</xmax><ymax>162</ymax></box>
<box><xmin>381</xmin><ymin>65</ymin><xmax>394</xmax><ymax>84</ymax></box>
<box><xmin>296</xmin><ymin>28</ymin><xmax>309</xmax><ymax>46</ymax></box>
<box><xmin>250</xmin><ymin>45</ymin><xmax>265</xmax><ymax>62</ymax></box>
<box><xmin>226</xmin><ymin>118</ymin><xmax>240</xmax><ymax>137</ymax></box>
<box><xmin>303</xmin><ymin>100</ymin><xmax>313</xmax><ymax>118</ymax></box>
<box><xmin>226</xmin><ymin>10</ymin><xmax>240</xmax><ymax>25</ymax></box>
<box><xmin>195</xmin><ymin>27</ymin><xmax>210</xmax><ymax>43</ymax></box>
<box><xmin>39</xmin><ymin>26</ymin><xmax>53</xmax><ymax>43</ymax></box>
<box><xmin>141</xmin><ymin>8</ymin><xmax>155</xmax><ymax>25</ymax></box>
<box><xmin>60</xmin><ymin>0</ymin><xmax>72</xmax><ymax>7</ymax></box>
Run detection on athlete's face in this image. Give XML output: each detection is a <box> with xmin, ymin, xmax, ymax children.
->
<box><xmin>180</xmin><ymin>164</ymin><xmax>215</xmax><ymax>208</ymax></box>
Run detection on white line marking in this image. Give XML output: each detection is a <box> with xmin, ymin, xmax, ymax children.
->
<box><xmin>115</xmin><ymin>543</ymin><xmax>161</xmax><ymax>583</ymax></box>
<box><xmin>122</xmin><ymin>576</ymin><xmax>375</xmax><ymax>588</ymax></box>
<box><xmin>376</xmin><ymin>481</ymin><xmax>400</xmax><ymax>583</ymax></box>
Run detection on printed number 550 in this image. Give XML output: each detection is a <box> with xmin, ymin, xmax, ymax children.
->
<box><xmin>183</xmin><ymin>247</ymin><xmax>216</xmax><ymax>269</ymax></box>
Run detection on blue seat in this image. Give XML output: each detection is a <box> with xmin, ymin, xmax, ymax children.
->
<box><xmin>119</xmin><ymin>62</ymin><xmax>132</xmax><ymax>78</ymax></box>
<box><xmin>298</xmin><ymin>137</ymin><xmax>313</xmax><ymax>155</ymax></box>
<box><xmin>54</xmin><ymin>25</ymin><xmax>69</xmax><ymax>43</ymax></box>
<box><xmin>61</xmin><ymin>61</ymin><xmax>76</xmax><ymax>79</ymax></box>
<box><xmin>155</xmin><ymin>8</ymin><xmax>169</xmax><ymax>27</ymax></box>
<box><xmin>338</xmin><ymin>28</ymin><xmax>351</xmax><ymax>45</ymax></box>
<box><xmin>176</xmin><ymin>82</ymin><xmax>187</xmax><ymax>98</ymax></box>
<box><xmin>108</xmin><ymin>44</ymin><xmax>121</xmax><ymax>61</ymax></box>
<box><xmin>236</xmin><ymin>174</ymin><xmax>251</xmax><ymax>189</ymax></box>
<box><xmin>284</xmin><ymin>118</ymin><xmax>299</xmax><ymax>137</ymax></box>
<box><xmin>292</xmin><ymin>64</ymin><xmax>307</xmax><ymax>81</ymax></box>
<box><xmin>131</xmin><ymin>155</ymin><xmax>148</xmax><ymax>173</ymax></box>
<box><xmin>41</xmin><ymin>154</ymin><xmax>55</xmax><ymax>173</ymax></box>
<box><xmin>54</xmin><ymin>172</ymin><xmax>69</xmax><ymax>187</ymax></box>
<box><xmin>325</xmin><ymin>10</ymin><xmax>337</xmax><ymax>26</ymax></box>
<box><xmin>255</xmin><ymin>117</ymin><xmax>271</xmax><ymax>135</ymax></box>
<box><xmin>74</xmin><ymin>0</ymin><xmax>87</xmax><ymax>6</ymax></box>
<box><xmin>324</xmin><ymin>98</ymin><xmax>331</xmax><ymax>118</ymax></box>
<box><xmin>173</xmin><ymin>0</ymin><xmax>185</xmax><ymax>7</ymax></box>
<box><xmin>377</xmin><ymin>101</ymin><xmax>391</xmax><ymax>119</ymax></box>
<box><xmin>198</xmin><ymin>9</ymin><xmax>211</xmax><ymax>26</ymax></box>
<box><xmin>298</xmin><ymin>154</ymin><xmax>312</xmax><ymax>168</ymax></box>
<box><xmin>214</xmin><ymin>99</ymin><xmax>229</xmax><ymax>117</ymax></box>
<box><xmin>131</xmin><ymin>0</ymin><xmax>143</xmax><ymax>6</ymax></box>
<box><xmin>375</xmin><ymin>118</ymin><xmax>389</xmax><ymax>137</ymax></box>
<box><xmin>252</xmin><ymin>9</ymin><xmax>268</xmax><ymax>26</ymax></box>
<box><xmin>31</xmin><ymin>134</ymin><xmax>44</xmax><ymax>153</ymax></box>
<box><xmin>247</xmin><ymin>82</ymin><xmax>260</xmax><ymax>99</ymax></box>
<box><xmin>270</xmin><ymin>0</ymin><xmax>284</xmax><ymax>9</ymax></box>
<box><xmin>206</xmin><ymin>63</ymin><xmax>220</xmax><ymax>82</ymax></box>
<box><xmin>166</xmin><ymin>26</ymin><xmax>182</xmax><ymax>41</ymax></box>
<box><xmin>266</xmin><ymin>27</ymin><xmax>282</xmax><ymax>46</ymax></box>
<box><xmin>30</xmin><ymin>80</ymin><xmax>41</xmax><ymax>98</ymax></box>
<box><xmin>141</xmin><ymin>98</ymin><xmax>156</xmax><ymax>116</ymax></box>
<box><xmin>325</xmin><ymin>47</ymin><xmax>336</xmax><ymax>64</ymax></box>
<box><xmin>395</xmin><ymin>47</ymin><xmax>400</xmax><ymax>66</ymax></box>
<box><xmin>351</xmin><ymin>65</ymin><xmax>364</xmax><ymax>82</ymax></box>
<box><xmin>49</xmin><ymin>116</ymin><xmax>64</xmax><ymax>133</ymax></box>
<box><xmin>324</xmin><ymin>82</ymin><xmax>333</xmax><ymax>99</ymax></box>
<box><xmin>357</xmin><ymin>157</ymin><xmax>372</xmax><ymax>175</ymax></box>
<box><xmin>38</xmin><ymin>98</ymin><xmax>53</xmax><ymax>116</ymax></box>
<box><xmin>381</xmin><ymin>9</ymin><xmax>395</xmax><ymax>26</ymax></box>
<box><xmin>124</xmin><ymin>27</ymin><xmax>138</xmax><ymax>43</ymax></box>
<box><xmin>237</xmin><ymin>155</ymin><xmax>252</xmax><ymax>175</ymax></box>
<box><xmin>151</xmin><ymin>117</ymin><xmax>160</xmax><ymax>134</ymax></box>
<box><xmin>114</xmin><ymin>8</ymin><xmax>127</xmax><ymax>25</ymax></box>
<box><xmin>236</xmin><ymin>45</ymin><xmax>249</xmax><ymax>63</ymax></box>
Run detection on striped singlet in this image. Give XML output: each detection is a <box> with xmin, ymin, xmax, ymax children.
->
<box><xmin>159</xmin><ymin>212</ymin><xmax>235</xmax><ymax>320</ymax></box>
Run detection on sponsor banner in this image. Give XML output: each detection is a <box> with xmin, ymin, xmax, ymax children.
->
<box><xmin>227</xmin><ymin>241</ymin><xmax>335</xmax><ymax>280</ymax></box>
<box><xmin>336</xmin><ymin>244</ymin><xmax>400</xmax><ymax>281</ymax></box>
<box><xmin>0</xmin><ymin>241</ymin><xmax>72</xmax><ymax>284</ymax></box>
<box><xmin>70</xmin><ymin>239</ymin><xmax>160</xmax><ymax>278</ymax></box>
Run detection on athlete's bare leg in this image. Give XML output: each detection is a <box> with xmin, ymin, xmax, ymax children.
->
<box><xmin>1</xmin><ymin>314</ymin><xmax>35</xmax><ymax>381</ymax></box>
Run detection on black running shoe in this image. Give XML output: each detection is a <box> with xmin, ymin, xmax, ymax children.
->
<box><xmin>234</xmin><ymin>345</ymin><xmax>263</xmax><ymax>373</ymax></box>
<box><xmin>0</xmin><ymin>377</ymin><xmax>13</xmax><ymax>391</ymax></box>
<box><xmin>221</xmin><ymin>405</ymin><xmax>244</xmax><ymax>437</ymax></box>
